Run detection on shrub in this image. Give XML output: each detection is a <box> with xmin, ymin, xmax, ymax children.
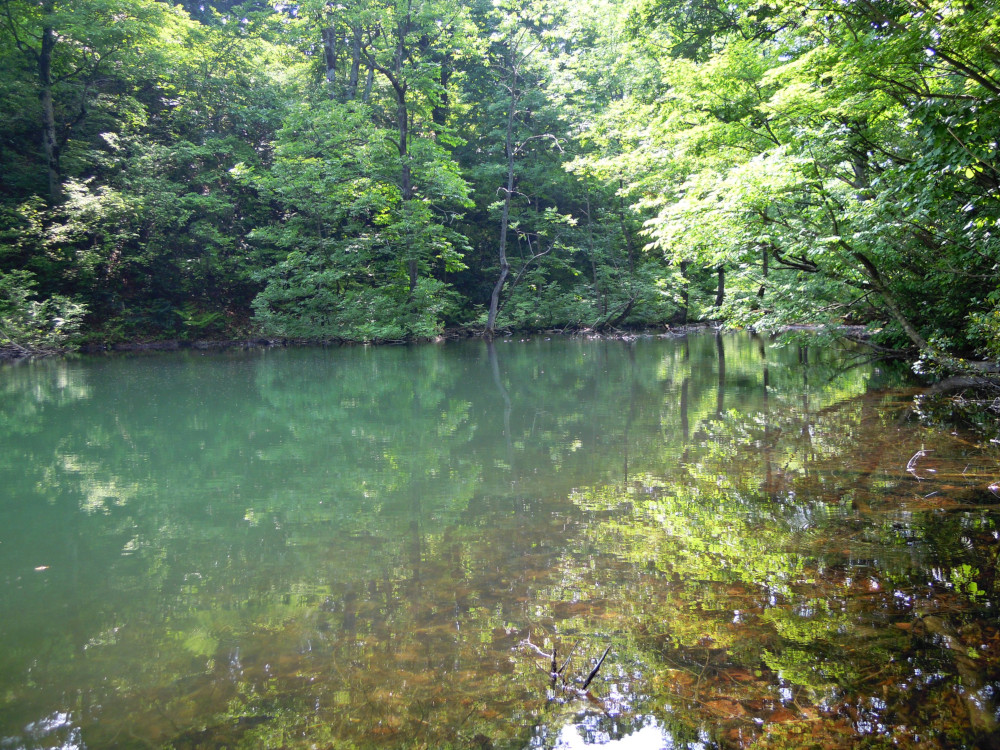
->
<box><xmin>0</xmin><ymin>270</ymin><xmax>86</xmax><ymax>355</ymax></box>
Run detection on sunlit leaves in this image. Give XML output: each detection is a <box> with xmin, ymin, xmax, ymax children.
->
<box><xmin>0</xmin><ymin>268</ymin><xmax>86</xmax><ymax>354</ymax></box>
<box><xmin>566</xmin><ymin>0</ymin><xmax>1000</xmax><ymax>362</ymax></box>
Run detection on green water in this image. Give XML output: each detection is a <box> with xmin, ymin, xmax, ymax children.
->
<box><xmin>1</xmin><ymin>333</ymin><xmax>998</xmax><ymax>749</ymax></box>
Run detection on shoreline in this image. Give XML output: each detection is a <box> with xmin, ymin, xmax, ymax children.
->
<box><xmin>2</xmin><ymin>322</ymin><xmax>868</xmax><ymax>361</ymax></box>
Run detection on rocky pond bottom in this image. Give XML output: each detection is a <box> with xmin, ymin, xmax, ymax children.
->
<box><xmin>1</xmin><ymin>333</ymin><xmax>998</xmax><ymax>748</ymax></box>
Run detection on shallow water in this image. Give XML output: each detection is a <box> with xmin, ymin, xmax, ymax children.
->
<box><xmin>0</xmin><ymin>333</ymin><xmax>997</xmax><ymax>749</ymax></box>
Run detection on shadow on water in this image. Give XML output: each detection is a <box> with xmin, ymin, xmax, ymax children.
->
<box><xmin>0</xmin><ymin>333</ymin><xmax>998</xmax><ymax>749</ymax></box>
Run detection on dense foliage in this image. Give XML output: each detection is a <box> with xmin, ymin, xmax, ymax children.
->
<box><xmin>0</xmin><ymin>0</ymin><xmax>997</xmax><ymax>366</ymax></box>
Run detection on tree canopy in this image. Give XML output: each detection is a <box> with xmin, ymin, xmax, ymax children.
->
<box><xmin>0</xmin><ymin>0</ymin><xmax>997</xmax><ymax>370</ymax></box>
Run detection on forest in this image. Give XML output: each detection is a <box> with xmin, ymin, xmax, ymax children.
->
<box><xmin>0</xmin><ymin>0</ymin><xmax>998</xmax><ymax>372</ymax></box>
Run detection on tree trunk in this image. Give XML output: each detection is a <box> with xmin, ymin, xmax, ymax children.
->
<box><xmin>397</xmin><ymin>97</ymin><xmax>418</xmax><ymax>294</ymax></box>
<box><xmin>618</xmin><ymin>180</ymin><xmax>635</xmax><ymax>273</ymax></box>
<box><xmin>322</xmin><ymin>26</ymin><xmax>338</xmax><ymax>88</ymax></box>
<box><xmin>347</xmin><ymin>27</ymin><xmax>362</xmax><ymax>100</ymax></box>
<box><xmin>714</xmin><ymin>265</ymin><xmax>725</xmax><ymax>307</ymax></box>
<box><xmin>585</xmin><ymin>195</ymin><xmax>600</xmax><ymax>292</ymax></box>
<box><xmin>389</xmin><ymin>12</ymin><xmax>418</xmax><ymax>295</ymax></box>
<box><xmin>675</xmin><ymin>260</ymin><xmax>690</xmax><ymax>325</ymax></box>
<box><xmin>846</xmin><ymin>243</ymin><xmax>930</xmax><ymax>351</ymax></box>
<box><xmin>358</xmin><ymin>4</ymin><xmax>418</xmax><ymax>294</ymax></box>
<box><xmin>394</xmin><ymin>92</ymin><xmax>417</xmax><ymax>293</ymax></box>
<box><xmin>485</xmin><ymin>64</ymin><xmax>518</xmax><ymax>338</ymax></box>
<box><xmin>757</xmin><ymin>244</ymin><xmax>768</xmax><ymax>298</ymax></box>
<box><xmin>432</xmin><ymin>54</ymin><xmax>452</xmax><ymax>126</ymax></box>
<box><xmin>362</xmin><ymin>67</ymin><xmax>374</xmax><ymax>103</ymax></box>
<box><xmin>39</xmin><ymin>1</ymin><xmax>60</xmax><ymax>203</ymax></box>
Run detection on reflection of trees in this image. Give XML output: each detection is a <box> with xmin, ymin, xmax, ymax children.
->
<box><xmin>567</xmin><ymin>367</ymin><xmax>1000</xmax><ymax>747</ymax></box>
<box><xmin>2</xmin><ymin>335</ymin><xmax>995</xmax><ymax>748</ymax></box>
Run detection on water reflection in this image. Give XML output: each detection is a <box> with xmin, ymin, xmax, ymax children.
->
<box><xmin>541</xmin><ymin>719</ymin><xmax>676</xmax><ymax>749</ymax></box>
<box><xmin>7</xmin><ymin>711</ymin><xmax>83</xmax><ymax>750</ymax></box>
<box><xmin>0</xmin><ymin>334</ymin><xmax>997</xmax><ymax>749</ymax></box>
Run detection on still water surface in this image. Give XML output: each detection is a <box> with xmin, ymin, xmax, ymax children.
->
<box><xmin>0</xmin><ymin>333</ymin><xmax>998</xmax><ymax>749</ymax></box>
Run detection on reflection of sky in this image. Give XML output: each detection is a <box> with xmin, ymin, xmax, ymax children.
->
<box><xmin>550</xmin><ymin>719</ymin><xmax>682</xmax><ymax>749</ymax></box>
<box><xmin>6</xmin><ymin>710</ymin><xmax>82</xmax><ymax>750</ymax></box>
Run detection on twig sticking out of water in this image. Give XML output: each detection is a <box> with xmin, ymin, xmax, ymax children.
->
<box><xmin>582</xmin><ymin>645</ymin><xmax>612</xmax><ymax>690</ymax></box>
<box><xmin>520</xmin><ymin>637</ymin><xmax>612</xmax><ymax>697</ymax></box>
<box><xmin>557</xmin><ymin>645</ymin><xmax>576</xmax><ymax>677</ymax></box>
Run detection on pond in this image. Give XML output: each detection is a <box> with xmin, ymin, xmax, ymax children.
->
<box><xmin>0</xmin><ymin>333</ymin><xmax>998</xmax><ymax>749</ymax></box>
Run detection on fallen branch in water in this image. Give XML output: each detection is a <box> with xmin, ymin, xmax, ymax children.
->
<box><xmin>924</xmin><ymin>376</ymin><xmax>1000</xmax><ymax>395</ymax></box>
